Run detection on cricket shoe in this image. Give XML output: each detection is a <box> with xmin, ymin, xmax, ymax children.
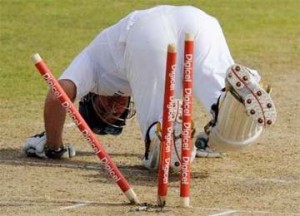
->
<box><xmin>226</xmin><ymin>64</ymin><xmax>277</xmax><ymax>127</ymax></box>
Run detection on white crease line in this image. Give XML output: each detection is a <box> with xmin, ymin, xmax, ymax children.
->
<box><xmin>194</xmin><ymin>207</ymin><xmax>291</xmax><ymax>215</ymax></box>
<box><xmin>1</xmin><ymin>198</ymin><xmax>298</xmax><ymax>215</ymax></box>
<box><xmin>60</xmin><ymin>202</ymin><xmax>89</xmax><ymax>210</ymax></box>
<box><xmin>209</xmin><ymin>210</ymin><xmax>238</xmax><ymax>216</ymax></box>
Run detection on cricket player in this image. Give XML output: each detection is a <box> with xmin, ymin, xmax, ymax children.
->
<box><xmin>23</xmin><ymin>5</ymin><xmax>277</xmax><ymax>172</ymax></box>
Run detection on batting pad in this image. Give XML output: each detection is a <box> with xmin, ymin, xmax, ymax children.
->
<box><xmin>208</xmin><ymin>91</ymin><xmax>263</xmax><ymax>151</ymax></box>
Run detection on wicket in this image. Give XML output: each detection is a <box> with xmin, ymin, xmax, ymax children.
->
<box><xmin>31</xmin><ymin>53</ymin><xmax>139</xmax><ymax>204</ymax></box>
<box><xmin>180</xmin><ymin>33</ymin><xmax>194</xmax><ymax>207</ymax></box>
<box><xmin>157</xmin><ymin>33</ymin><xmax>194</xmax><ymax>207</ymax></box>
<box><xmin>157</xmin><ymin>43</ymin><xmax>177</xmax><ymax>207</ymax></box>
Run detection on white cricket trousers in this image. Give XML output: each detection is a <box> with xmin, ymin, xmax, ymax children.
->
<box><xmin>123</xmin><ymin>6</ymin><xmax>234</xmax><ymax>137</ymax></box>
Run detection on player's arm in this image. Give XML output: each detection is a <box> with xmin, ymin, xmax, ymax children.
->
<box><xmin>22</xmin><ymin>79</ymin><xmax>77</xmax><ymax>159</ymax></box>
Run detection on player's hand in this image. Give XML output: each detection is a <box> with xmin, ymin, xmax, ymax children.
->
<box><xmin>22</xmin><ymin>132</ymin><xmax>76</xmax><ymax>159</ymax></box>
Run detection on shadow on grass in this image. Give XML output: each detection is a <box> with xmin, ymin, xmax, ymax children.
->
<box><xmin>0</xmin><ymin>148</ymin><xmax>210</xmax><ymax>187</ymax></box>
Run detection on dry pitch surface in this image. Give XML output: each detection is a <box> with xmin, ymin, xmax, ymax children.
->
<box><xmin>1</xmin><ymin>65</ymin><xmax>299</xmax><ymax>216</ymax></box>
<box><xmin>0</xmin><ymin>2</ymin><xmax>299</xmax><ymax>214</ymax></box>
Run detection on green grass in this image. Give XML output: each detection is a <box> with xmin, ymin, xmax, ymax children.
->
<box><xmin>0</xmin><ymin>0</ymin><xmax>299</xmax><ymax>101</ymax></box>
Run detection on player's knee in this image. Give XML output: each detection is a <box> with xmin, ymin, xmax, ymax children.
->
<box><xmin>58</xmin><ymin>79</ymin><xmax>77</xmax><ymax>101</ymax></box>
